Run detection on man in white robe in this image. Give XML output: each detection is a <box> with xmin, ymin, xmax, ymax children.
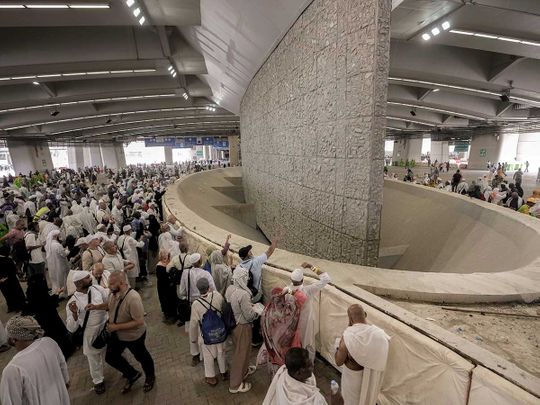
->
<box><xmin>91</xmin><ymin>262</ymin><xmax>112</xmax><ymax>289</ymax></box>
<box><xmin>0</xmin><ymin>316</ymin><xmax>70</xmax><ymax>405</ymax></box>
<box><xmin>335</xmin><ymin>304</ymin><xmax>390</xmax><ymax>405</ymax></box>
<box><xmin>282</xmin><ymin>263</ymin><xmax>331</xmax><ymax>360</ymax></box>
<box><xmin>263</xmin><ymin>347</ymin><xmax>328</xmax><ymax>405</ymax></box>
<box><xmin>116</xmin><ymin>225</ymin><xmax>145</xmax><ymax>287</ymax></box>
<box><xmin>66</xmin><ymin>272</ymin><xmax>109</xmax><ymax>394</ymax></box>
<box><xmin>45</xmin><ymin>230</ymin><xmax>70</xmax><ymax>297</ymax></box>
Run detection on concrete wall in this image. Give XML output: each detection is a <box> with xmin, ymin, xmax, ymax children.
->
<box><xmin>240</xmin><ymin>0</ymin><xmax>391</xmax><ymax>265</ymax></box>
<box><xmin>468</xmin><ymin>133</ymin><xmax>501</xmax><ymax>169</ymax></box>
<box><xmin>7</xmin><ymin>140</ymin><xmax>54</xmax><ymax>174</ymax></box>
<box><xmin>430</xmin><ymin>140</ymin><xmax>449</xmax><ymax>163</ymax></box>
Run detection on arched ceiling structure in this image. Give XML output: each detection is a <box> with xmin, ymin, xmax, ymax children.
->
<box><xmin>0</xmin><ymin>0</ymin><xmax>539</xmax><ymax>143</ymax></box>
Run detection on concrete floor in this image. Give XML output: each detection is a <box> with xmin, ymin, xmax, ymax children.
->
<box><xmin>0</xmin><ymin>278</ymin><xmax>339</xmax><ymax>404</ymax></box>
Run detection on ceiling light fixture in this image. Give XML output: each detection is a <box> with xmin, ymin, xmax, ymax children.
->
<box><xmin>32</xmin><ymin>81</ymin><xmax>39</xmax><ymax>85</ymax></box>
<box><xmin>138</xmin><ymin>16</ymin><xmax>145</xmax><ymax>25</ymax></box>
<box><xmin>133</xmin><ymin>7</ymin><xmax>140</xmax><ymax>16</ymax></box>
<box><xmin>125</xmin><ymin>0</ymin><xmax>134</xmax><ymax>6</ymax></box>
<box><xmin>0</xmin><ymin>5</ymin><xmax>25</xmax><ymax>8</ymax></box>
<box><xmin>432</xmin><ymin>88</ymin><xmax>440</xmax><ymax>92</ymax></box>
<box><xmin>172</xmin><ymin>71</ymin><xmax>177</xmax><ymax>78</ymax></box>
<box><xmin>450</xmin><ymin>29</ymin><xmax>540</xmax><ymax>47</ymax></box>
<box><xmin>68</xmin><ymin>4</ymin><xmax>109</xmax><ymax>8</ymax></box>
<box><xmin>441</xmin><ymin>21</ymin><xmax>450</xmax><ymax>30</ymax></box>
<box><xmin>422</xmin><ymin>33</ymin><xmax>431</xmax><ymax>41</ymax></box>
<box><xmin>26</xmin><ymin>4</ymin><xmax>69</xmax><ymax>8</ymax></box>
<box><xmin>431</xmin><ymin>27</ymin><xmax>440</xmax><ymax>36</ymax></box>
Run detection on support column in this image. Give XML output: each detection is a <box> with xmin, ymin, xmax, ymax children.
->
<box><xmin>114</xmin><ymin>142</ymin><xmax>126</xmax><ymax>168</ymax></box>
<box><xmin>164</xmin><ymin>146</ymin><xmax>173</xmax><ymax>165</ymax></box>
<box><xmin>406</xmin><ymin>138</ymin><xmax>423</xmax><ymax>162</ymax></box>
<box><xmin>468</xmin><ymin>132</ymin><xmax>502</xmax><ymax>170</ymax></box>
<box><xmin>67</xmin><ymin>145</ymin><xmax>84</xmax><ymax>170</ymax></box>
<box><xmin>7</xmin><ymin>140</ymin><xmax>54</xmax><ymax>175</ymax></box>
<box><xmin>430</xmin><ymin>141</ymin><xmax>449</xmax><ymax>164</ymax></box>
<box><xmin>84</xmin><ymin>145</ymin><xmax>103</xmax><ymax>167</ymax></box>
<box><xmin>100</xmin><ymin>143</ymin><xmax>119</xmax><ymax>169</ymax></box>
<box><xmin>228</xmin><ymin>135</ymin><xmax>239</xmax><ymax>166</ymax></box>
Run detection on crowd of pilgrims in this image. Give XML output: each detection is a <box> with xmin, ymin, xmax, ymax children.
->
<box><xmin>387</xmin><ymin>161</ymin><xmax>540</xmax><ymax>218</ymax></box>
<box><xmin>0</xmin><ymin>162</ymin><xmax>391</xmax><ymax>405</ymax></box>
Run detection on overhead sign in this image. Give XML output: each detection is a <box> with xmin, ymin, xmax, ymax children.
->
<box><xmin>480</xmin><ymin>148</ymin><xmax>487</xmax><ymax>157</ymax></box>
<box><xmin>145</xmin><ymin>136</ymin><xmax>229</xmax><ymax>148</ymax></box>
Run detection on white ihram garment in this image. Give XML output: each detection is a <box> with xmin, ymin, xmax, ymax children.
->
<box><xmin>117</xmin><ymin>234</ymin><xmax>144</xmax><ymax>278</ymax></box>
<box><xmin>342</xmin><ymin>323</ymin><xmax>390</xmax><ymax>405</ymax></box>
<box><xmin>46</xmin><ymin>238</ymin><xmax>70</xmax><ymax>294</ymax></box>
<box><xmin>66</xmin><ymin>285</ymin><xmax>109</xmax><ymax>384</ymax></box>
<box><xmin>262</xmin><ymin>364</ymin><xmax>328</xmax><ymax>405</ymax></box>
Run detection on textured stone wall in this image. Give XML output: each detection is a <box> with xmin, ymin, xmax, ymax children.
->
<box><xmin>240</xmin><ymin>0</ymin><xmax>391</xmax><ymax>265</ymax></box>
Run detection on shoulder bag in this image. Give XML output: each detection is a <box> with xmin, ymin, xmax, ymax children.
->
<box><xmin>92</xmin><ymin>288</ymin><xmax>132</xmax><ymax>349</ymax></box>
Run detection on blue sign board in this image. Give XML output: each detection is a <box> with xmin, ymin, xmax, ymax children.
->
<box><xmin>144</xmin><ymin>136</ymin><xmax>229</xmax><ymax>149</ymax></box>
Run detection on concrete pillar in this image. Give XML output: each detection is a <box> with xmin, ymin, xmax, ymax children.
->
<box><xmin>240</xmin><ymin>0</ymin><xmax>391</xmax><ymax>266</ymax></box>
<box><xmin>391</xmin><ymin>138</ymin><xmax>422</xmax><ymax>164</ymax></box>
<box><xmin>67</xmin><ymin>145</ymin><xmax>84</xmax><ymax>170</ymax></box>
<box><xmin>100</xmin><ymin>143</ymin><xmax>119</xmax><ymax>169</ymax></box>
<box><xmin>84</xmin><ymin>145</ymin><xmax>103</xmax><ymax>167</ymax></box>
<box><xmin>114</xmin><ymin>142</ymin><xmax>126</xmax><ymax>168</ymax></box>
<box><xmin>468</xmin><ymin>132</ymin><xmax>502</xmax><ymax>170</ymax></box>
<box><xmin>228</xmin><ymin>135</ymin><xmax>239</xmax><ymax>166</ymax></box>
<box><xmin>430</xmin><ymin>141</ymin><xmax>449</xmax><ymax>164</ymax></box>
<box><xmin>164</xmin><ymin>146</ymin><xmax>173</xmax><ymax>165</ymax></box>
<box><xmin>7</xmin><ymin>140</ymin><xmax>54</xmax><ymax>175</ymax></box>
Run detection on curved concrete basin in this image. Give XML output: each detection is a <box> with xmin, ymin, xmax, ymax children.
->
<box><xmin>168</xmin><ymin>168</ymin><xmax>540</xmax><ymax>304</ymax></box>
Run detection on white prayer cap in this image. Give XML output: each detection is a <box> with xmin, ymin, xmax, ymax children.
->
<box><xmin>86</xmin><ymin>234</ymin><xmax>100</xmax><ymax>243</ymax></box>
<box><xmin>188</xmin><ymin>253</ymin><xmax>201</xmax><ymax>266</ymax></box>
<box><xmin>123</xmin><ymin>225</ymin><xmax>132</xmax><ymax>233</ymax></box>
<box><xmin>75</xmin><ymin>237</ymin><xmax>87</xmax><ymax>247</ymax></box>
<box><xmin>72</xmin><ymin>271</ymin><xmax>90</xmax><ymax>283</ymax></box>
<box><xmin>291</xmin><ymin>269</ymin><xmax>304</xmax><ymax>282</ymax></box>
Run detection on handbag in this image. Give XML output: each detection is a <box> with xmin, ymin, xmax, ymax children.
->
<box><xmin>177</xmin><ymin>268</ymin><xmax>191</xmax><ymax>323</ymax></box>
<box><xmin>70</xmin><ymin>289</ymin><xmax>92</xmax><ymax>347</ymax></box>
<box><xmin>92</xmin><ymin>288</ymin><xmax>132</xmax><ymax>349</ymax></box>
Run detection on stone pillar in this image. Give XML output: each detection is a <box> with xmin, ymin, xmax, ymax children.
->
<box><xmin>7</xmin><ymin>140</ymin><xmax>54</xmax><ymax>175</ymax></box>
<box><xmin>164</xmin><ymin>146</ymin><xmax>173</xmax><ymax>165</ymax></box>
<box><xmin>228</xmin><ymin>135</ymin><xmax>239</xmax><ymax>166</ymax></box>
<box><xmin>468</xmin><ymin>132</ymin><xmax>501</xmax><ymax>170</ymax></box>
<box><xmin>240</xmin><ymin>0</ymin><xmax>391</xmax><ymax>266</ymax></box>
<box><xmin>430</xmin><ymin>141</ymin><xmax>449</xmax><ymax>164</ymax></box>
<box><xmin>84</xmin><ymin>145</ymin><xmax>103</xmax><ymax>167</ymax></box>
<box><xmin>392</xmin><ymin>139</ymin><xmax>406</xmax><ymax>163</ymax></box>
<box><xmin>67</xmin><ymin>145</ymin><xmax>84</xmax><ymax>170</ymax></box>
<box><xmin>100</xmin><ymin>143</ymin><xmax>119</xmax><ymax>169</ymax></box>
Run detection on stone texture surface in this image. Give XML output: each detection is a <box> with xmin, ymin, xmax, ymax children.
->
<box><xmin>240</xmin><ymin>0</ymin><xmax>391</xmax><ymax>265</ymax></box>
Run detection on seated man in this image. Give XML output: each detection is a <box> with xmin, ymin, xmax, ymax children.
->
<box><xmin>263</xmin><ymin>347</ymin><xmax>328</xmax><ymax>405</ymax></box>
<box><xmin>335</xmin><ymin>304</ymin><xmax>390</xmax><ymax>405</ymax></box>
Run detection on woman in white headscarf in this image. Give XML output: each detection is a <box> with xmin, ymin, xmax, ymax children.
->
<box><xmin>209</xmin><ymin>250</ymin><xmax>232</xmax><ymax>296</ymax></box>
<box><xmin>46</xmin><ymin>230</ymin><xmax>70</xmax><ymax>297</ymax></box>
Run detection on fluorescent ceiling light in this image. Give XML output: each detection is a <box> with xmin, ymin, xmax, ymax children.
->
<box><xmin>441</xmin><ymin>21</ymin><xmax>450</xmax><ymax>30</ymax></box>
<box><xmin>12</xmin><ymin>75</ymin><xmax>36</xmax><ymax>79</ymax></box>
<box><xmin>37</xmin><ymin>74</ymin><xmax>61</xmax><ymax>78</ymax></box>
<box><xmin>172</xmin><ymin>72</ymin><xmax>177</xmax><ymax>77</ymax></box>
<box><xmin>474</xmin><ymin>33</ymin><xmax>497</xmax><ymax>39</ymax></box>
<box><xmin>132</xmin><ymin>7</ymin><xmax>140</xmax><ymax>16</ymax></box>
<box><xmin>62</xmin><ymin>72</ymin><xmax>86</xmax><ymax>76</ymax></box>
<box><xmin>86</xmin><ymin>71</ymin><xmax>109</xmax><ymax>74</ymax></box>
<box><xmin>450</xmin><ymin>29</ymin><xmax>474</xmax><ymax>36</ymax></box>
<box><xmin>25</xmin><ymin>4</ymin><xmax>69</xmax><ymax>8</ymax></box>
<box><xmin>167</xmin><ymin>66</ymin><xmax>173</xmax><ymax>72</ymax></box>
<box><xmin>431</xmin><ymin>27</ymin><xmax>440</xmax><ymax>36</ymax></box>
<box><xmin>133</xmin><ymin>68</ymin><xmax>154</xmax><ymax>73</ymax></box>
<box><xmin>450</xmin><ymin>29</ymin><xmax>540</xmax><ymax>47</ymax></box>
<box><xmin>125</xmin><ymin>0</ymin><xmax>134</xmax><ymax>6</ymax></box>
<box><xmin>498</xmin><ymin>37</ymin><xmax>520</xmax><ymax>43</ymax></box>
<box><xmin>422</xmin><ymin>33</ymin><xmax>431</xmax><ymax>41</ymax></box>
<box><xmin>32</xmin><ymin>81</ymin><xmax>39</xmax><ymax>85</ymax></box>
<box><xmin>68</xmin><ymin>4</ymin><xmax>109</xmax><ymax>8</ymax></box>
<box><xmin>110</xmin><ymin>70</ymin><xmax>133</xmax><ymax>74</ymax></box>
<box><xmin>0</xmin><ymin>5</ymin><xmax>25</xmax><ymax>8</ymax></box>
<box><xmin>138</xmin><ymin>16</ymin><xmax>145</xmax><ymax>25</ymax></box>
<box><xmin>432</xmin><ymin>88</ymin><xmax>440</xmax><ymax>92</ymax></box>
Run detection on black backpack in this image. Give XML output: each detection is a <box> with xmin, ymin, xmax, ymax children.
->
<box><xmin>222</xmin><ymin>301</ymin><xmax>237</xmax><ymax>334</ymax></box>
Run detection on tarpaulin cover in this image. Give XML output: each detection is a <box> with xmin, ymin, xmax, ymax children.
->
<box><xmin>468</xmin><ymin>366</ymin><xmax>539</xmax><ymax>405</ymax></box>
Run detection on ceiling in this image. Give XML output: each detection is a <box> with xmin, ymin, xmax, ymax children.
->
<box><xmin>0</xmin><ymin>0</ymin><xmax>539</xmax><ymax>143</ymax></box>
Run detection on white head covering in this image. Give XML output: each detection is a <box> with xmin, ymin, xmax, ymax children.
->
<box><xmin>86</xmin><ymin>234</ymin><xmax>100</xmax><ymax>243</ymax></box>
<box><xmin>188</xmin><ymin>253</ymin><xmax>201</xmax><ymax>267</ymax></box>
<box><xmin>75</xmin><ymin>237</ymin><xmax>87</xmax><ymax>247</ymax></box>
<box><xmin>123</xmin><ymin>225</ymin><xmax>132</xmax><ymax>233</ymax></box>
<box><xmin>45</xmin><ymin>230</ymin><xmax>60</xmax><ymax>260</ymax></box>
<box><xmin>291</xmin><ymin>269</ymin><xmax>304</xmax><ymax>282</ymax></box>
<box><xmin>72</xmin><ymin>271</ymin><xmax>90</xmax><ymax>283</ymax></box>
<box><xmin>233</xmin><ymin>267</ymin><xmax>251</xmax><ymax>296</ymax></box>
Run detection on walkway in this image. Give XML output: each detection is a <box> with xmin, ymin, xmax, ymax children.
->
<box><xmin>0</xmin><ymin>277</ymin><xmax>339</xmax><ymax>404</ymax></box>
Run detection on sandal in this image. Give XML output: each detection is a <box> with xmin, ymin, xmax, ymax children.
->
<box><xmin>143</xmin><ymin>377</ymin><xmax>155</xmax><ymax>392</ymax></box>
<box><xmin>121</xmin><ymin>371</ymin><xmax>142</xmax><ymax>394</ymax></box>
<box><xmin>244</xmin><ymin>365</ymin><xmax>256</xmax><ymax>377</ymax></box>
<box><xmin>229</xmin><ymin>382</ymin><xmax>252</xmax><ymax>393</ymax></box>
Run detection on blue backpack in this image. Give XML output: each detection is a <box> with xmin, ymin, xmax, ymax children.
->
<box><xmin>197</xmin><ymin>294</ymin><xmax>228</xmax><ymax>345</ymax></box>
